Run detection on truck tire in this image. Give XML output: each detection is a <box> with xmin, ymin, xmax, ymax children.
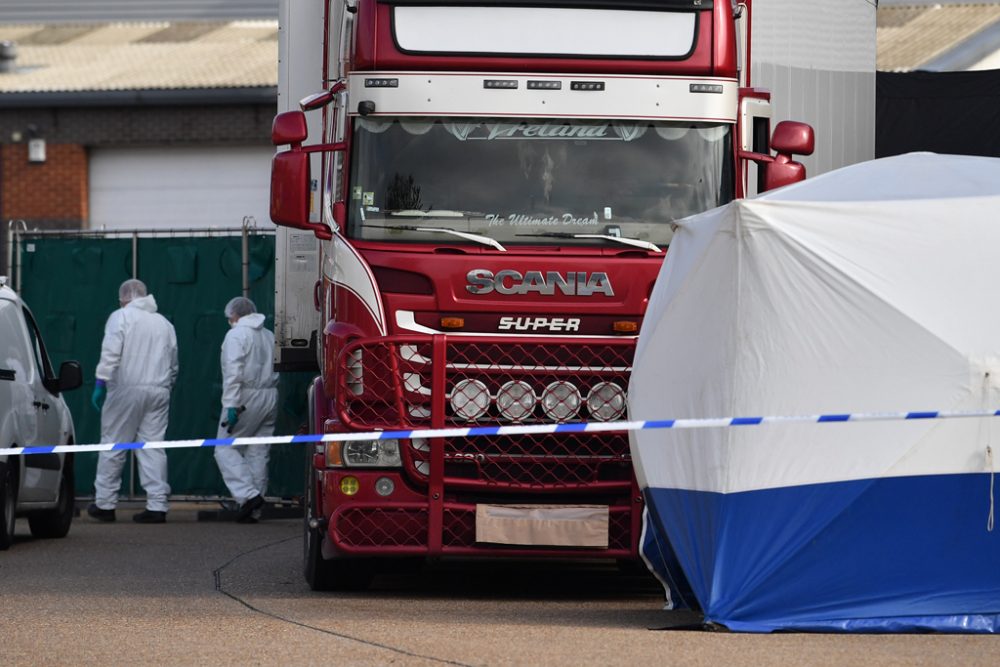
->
<box><xmin>27</xmin><ymin>461</ymin><xmax>74</xmax><ymax>539</ymax></box>
<box><xmin>0</xmin><ymin>460</ymin><xmax>18</xmax><ymax>551</ymax></box>
<box><xmin>304</xmin><ymin>523</ymin><xmax>374</xmax><ymax>591</ymax></box>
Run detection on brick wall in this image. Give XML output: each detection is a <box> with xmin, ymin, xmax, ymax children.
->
<box><xmin>0</xmin><ymin>101</ymin><xmax>275</xmax><ymax>274</ymax></box>
<box><xmin>1</xmin><ymin>142</ymin><xmax>88</xmax><ymax>223</ymax></box>
<box><xmin>1</xmin><ymin>143</ymin><xmax>89</xmax><ymax>275</ymax></box>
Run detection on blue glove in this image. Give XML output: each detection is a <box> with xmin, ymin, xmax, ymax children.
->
<box><xmin>91</xmin><ymin>380</ymin><xmax>107</xmax><ymax>411</ymax></box>
<box><xmin>227</xmin><ymin>407</ymin><xmax>239</xmax><ymax>429</ymax></box>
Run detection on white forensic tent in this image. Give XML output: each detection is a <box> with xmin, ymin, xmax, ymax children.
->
<box><xmin>629</xmin><ymin>153</ymin><xmax>1000</xmax><ymax>632</ymax></box>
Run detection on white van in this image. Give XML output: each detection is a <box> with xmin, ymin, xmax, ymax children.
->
<box><xmin>0</xmin><ymin>277</ymin><xmax>82</xmax><ymax>550</ymax></box>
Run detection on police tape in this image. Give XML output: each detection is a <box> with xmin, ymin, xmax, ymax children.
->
<box><xmin>3</xmin><ymin>407</ymin><xmax>1000</xmax><ymax>457</ymax></box>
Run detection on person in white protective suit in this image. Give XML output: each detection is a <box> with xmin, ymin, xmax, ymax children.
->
<box><xmin>87</xmin><ymin>279</ymin><xmax>178</xmax><ymax>524</ymax></box>
<box><xmin>214</xmin><ymin>296</ymin><xmax>279</xmax><ymax>523</ymax></box>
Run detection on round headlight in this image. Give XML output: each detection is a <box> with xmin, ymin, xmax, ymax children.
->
<box><xmin>541</xmin><ymin>381</ymin><xmax>581</xmax><ymax>421</ymax></box>
<box><xmin>339</xmin><ymin>476</ymin><xmax>359</xmax><ymax>496</ymax></box>
<box><xmin>374</xmin><ymin>477</ymin><xmax>395</xmax><ymax>497</ymax></box>
<box><xmin>586</xmin><ymin>381</ymin><xmax>626</xmax><ymax>421</ymax></box>
<box><xmin>450</xmin><ymin>379</ymin><xmax>490</xmax><ymax>421</ymax></box>
<box><xmin>496</xmin><ymin>380</ymin><xmax>536</xmax><ymax>421</ymax></box>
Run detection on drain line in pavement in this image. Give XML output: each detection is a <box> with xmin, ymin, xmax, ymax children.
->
<box><xmin>213</xmin><ymin>536</ymin><xmax>475</xmax><ymax>667</ymax></box>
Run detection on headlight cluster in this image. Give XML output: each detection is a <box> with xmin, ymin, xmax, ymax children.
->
<box><xmin>326</xmin><ymin>439</ymin><xmax>402</xmax><ymax>468</ymax></box>
<box><xmin>448</xmin><ymin>380</ymin><xmax>626</xmax><ymax>422</ymax></box>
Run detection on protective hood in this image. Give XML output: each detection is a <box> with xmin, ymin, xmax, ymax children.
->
<box><xmin>96</xmin><ymin>293</ymin><xmax>177</xmax><ymax>388</ymax></box>
<box><xmin>235</xmin><ymin>313</ymin><xmax>266</xmax><ymax>329</ymax></box>
<box><xmin>127</xmin><ymin>294</ymin><xmax>158</xmax><ymax>313</ymax></box>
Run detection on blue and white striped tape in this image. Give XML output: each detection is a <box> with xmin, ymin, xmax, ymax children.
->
<box><xmin>3</xmin><ymin>408</ymin><xmax>1000</xmax><ymax>457</ymax></box>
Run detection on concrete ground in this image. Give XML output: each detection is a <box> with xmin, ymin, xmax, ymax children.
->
<box><xmin>0</xmin><ymin>503</ymin><xmax>994</xmax><ymax>666</ymax></box>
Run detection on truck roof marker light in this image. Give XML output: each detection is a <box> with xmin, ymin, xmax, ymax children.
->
<box><xmin>484</xmin><ymin>79</ymin><xmax>518</xmax><ymax>89</ymax></box>
<box><xmin>364</xmin><ymin>78</ymin><xmax>398</xmax><ymax>88</ymax></box>
<box><xmin>613</xmin><ymin>320</ymin><xmax>638</xmax><ymax>334</ymax></box>
<box><xmin>440</xmin><ymin>317</ymin><xmax>464</xmax><ymax>330</ymax></box>
<box><xmin>527</xmin><ymin>80</ymin><xmax>561</xmax><ymax>90</ymax></box>
<box><xmin>690</xmin><ymin>83</ymin><xmax>724</xmax><ymax>94</ymax></box>
<box><xmin>570</xmin><ymin>81</ymin><xmax>605</xmax><ymax>91</ymax></box>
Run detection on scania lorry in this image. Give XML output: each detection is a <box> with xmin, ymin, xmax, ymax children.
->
<box><xmin>269</xmin><ymin>0</ymin><xmax>875</xmax><ymax>590</ymax></box>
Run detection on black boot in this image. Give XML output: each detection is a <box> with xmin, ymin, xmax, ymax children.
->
<box><xmin>87</xmin><ymin>503</ymin><xmax>116</xmax><ymax>522</ymax></box>
<box><xmin>235</xmin><ymin>495</ymin><xmax>264</xmax><ymax>523</ymax></box>
<box><xmin>132</xmin><ymin>509</ymin><xmax>167</xmax><ymax>524</ymax></box>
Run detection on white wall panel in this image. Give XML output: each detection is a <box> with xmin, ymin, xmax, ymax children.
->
<box><xmin>89</xmin><ymin>145</ymin><xmax>273</xmax><ymax>229</ymax></box>
<box><xmin>751</xmin><ymin>0</ymin><xmax>876</xmax><ymax>177</ymax></box>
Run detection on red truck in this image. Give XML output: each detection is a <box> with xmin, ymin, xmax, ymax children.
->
<box><xmin>269</xmin><ymin>0</ymin><xmax>875</xmax><ymax>590</ymax></box>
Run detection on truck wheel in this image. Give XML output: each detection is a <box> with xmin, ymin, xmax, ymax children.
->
<box><xmin>27</xmin><ymin>462</ymin><xmax>74</xmax><ymax>539</ymax></box>
<box><xmin>304</xmin><ymin>523</ymin><xmax>374</xmax><ymax>592</ymax></box>
<box><xmin>0</xmin><ymin>461</ymin><xmax>18</xmax><ymax>551</ymax></box>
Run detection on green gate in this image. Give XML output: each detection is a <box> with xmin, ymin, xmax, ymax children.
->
<box><xmin>10</xmin><ymin>228</ymin><xmax>312</xmax><ymax>501</ymax></box>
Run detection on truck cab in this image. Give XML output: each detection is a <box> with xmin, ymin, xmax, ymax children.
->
<box><xmin>271</xmin><ymin>0</ymin><xmax>818</xmax><ymax>591</ymax></box>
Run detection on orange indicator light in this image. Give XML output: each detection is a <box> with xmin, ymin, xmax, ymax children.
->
<box><xmin>441</xmin><ymin>317</ymin><xmax>465</xmax><ymax>329</ymax></box>
<box><xmin>612</xmin><ymin>320</ymin><xmax>639</xmax><ymax>334</ymax></box>
<box><xmin>325</xmin><ymin>442</ymin><xmax>343</xmax><ymax>467</ymax></box>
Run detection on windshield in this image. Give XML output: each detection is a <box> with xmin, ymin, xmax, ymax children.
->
<box><xmin>346</xmin><ymin>117</ymin><xmax>733</xmax><ymax>247</ymax></box>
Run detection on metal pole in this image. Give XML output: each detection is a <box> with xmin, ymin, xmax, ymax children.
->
<box><xmin>4</xmin><ymin>220</ymin><xmax>12</xmax><ymax>281</ymax></box>
<box><xmin>241</xmin><ymin>216</ymin><xmax>252</xmax><ymax>298</ymax></box>
<box><xmin>129</xmin><ymin>229</ymin><xmax>139</xmax><ymax>499</ymax></box>
<box><xmin>13</xmin><ymin>220</ymin><xmax>26</xmax><ymax>292</ymax></box>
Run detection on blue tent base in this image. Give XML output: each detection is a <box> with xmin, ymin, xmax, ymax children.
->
<box><xmin>721</xmin><ymin>614</ymin><xmax>1000</xmax><ymax>634</ymax></box>
<box><xmin>644</xmin><ymin>472</ymin><xmax>1000</xmax><ymax>633</ymax></box>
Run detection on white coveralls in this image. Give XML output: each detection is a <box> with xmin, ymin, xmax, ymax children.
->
<box><xmin>94</xmin><ymin>295</ymin><xmax>178</xmax><ymax>513</ymax></box>
<box><xmin>214</xmin><ymin>313</ymin><xmax>279</xmax><ymax>505</ymax></box>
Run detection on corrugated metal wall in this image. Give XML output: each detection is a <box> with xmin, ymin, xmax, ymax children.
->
<box><xmin>751</xmin><ymin>0</ymin><xmax>877</xmax><ymax>177</ymax></box>
<box><xmin>0</xmin><ymin>0</ymin><xmax>277</xmax><ymax>23</ymax></box>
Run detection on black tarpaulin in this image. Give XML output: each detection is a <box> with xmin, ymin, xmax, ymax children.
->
<box><xmin>876</xmin><ymin>69</ymin><xmax>1000</xmax><ymax>158</ymax></box>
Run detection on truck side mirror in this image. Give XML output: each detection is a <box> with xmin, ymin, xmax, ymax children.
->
<box><xmin>272</xmin><ymin>110</ymin><xmax>308</xmax><ymax>145</ymax></box>
<box><xmin>269</xmin><ymin>111</ymin><xmax>333</xmax><ymax>240</ymax></box>
<box><xmin>771</xmin><ymin>121</ymin><xmax>814</xmax><ymax>156</ymax></box>
<box><xmin>763</xmin><ymin>121</ymin><xmax>814</xmax><ymax>191</ymax></box>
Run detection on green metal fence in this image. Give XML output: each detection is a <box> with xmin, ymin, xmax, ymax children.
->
<box><xmin>8</xmin><ymin>227</ymin><xmax>312</xmax><ymax>501</ymax></box>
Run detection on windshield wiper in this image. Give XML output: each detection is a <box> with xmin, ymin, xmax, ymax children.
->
<box><xmin>516</xmin><ymin>232</ymin><xmax>662</xmax><ymax>252</ymax></box>
<box><xmin>387</xmin><ymin>209</ymin><xmax>467</xmax><ymax>218</ymax></box>
<box><xmin>372</xmin><ymin>224</ymin><xmax>507</xmax><ymax>251</ymax></box>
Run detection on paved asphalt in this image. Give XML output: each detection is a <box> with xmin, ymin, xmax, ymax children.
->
<box><xmin>0</xmin><ymin>503</ymin><xmax>995</xmax><ymax>666</ymax></box>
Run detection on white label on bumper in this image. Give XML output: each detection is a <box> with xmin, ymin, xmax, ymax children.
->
<box><xmin>475</xmin><ymin>504</ymin><xmax>609</xmax><ymax>548</ymax></box>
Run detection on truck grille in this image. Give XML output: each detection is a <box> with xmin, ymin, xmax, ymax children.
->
<box><xmin>336</xmin><ymin>335</ymin><xmax>635</xmax><ymax>491</ymax></box>
<box><xmin>333</xmin><ymin>503</ymin><xmax>633</xmax><ymax>553</ymax></box>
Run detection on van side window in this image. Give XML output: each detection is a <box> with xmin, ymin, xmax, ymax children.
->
<box><xmin>0</xmin><ymin>300</ymin><xmax>34</xmax><ymax>384</ymax></box>
<box><xmin>22</xmin><ymin>306</ymin><xmax>55</xmax><ymax>381</ymax></box>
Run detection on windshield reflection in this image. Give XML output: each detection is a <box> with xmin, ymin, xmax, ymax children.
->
<box><xmin>346</xmin><ymin>117</ymin><xmax>733</xmax><ymax>247</ymax></box>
